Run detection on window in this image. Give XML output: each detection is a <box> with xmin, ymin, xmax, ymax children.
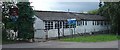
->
<box><xmin>93</xmin><ymin>21</ymin><xmax>94</xmax><ymax>25</ymax></box>
<box><xmin>55</xmin><ymin>21</ymin><xmax>62</xmax><ymax>29</ymax></box>
<box><xmin>85</xmin><ymin>21</ymin><xmax>87</xmax><ymax>25</ymax></box>
<box><xmin>69</xmin><ymin>25</ymin><xmax>76</xmax><ymax>28</ymax></box>
<box><xmin>101</xmin><ymin>21</ymin><xmax>103</xmax><ymax>25</ymax></box>
<box><xmin>55</xmin><ymin>22</ymin><xmax>58</xmax><ymax>29</ymax></box>
<box><xmin>83</xmin><ymin>21</ymin><xmax>84</xmax><ymax>25</ymax></box>
<box><xmin>60</xmin><ymin>22</ymin><xmax>62</xmax><ymax>28</ymax></box>
<box><xmin>63</xmin><ymin>21</ymin><xmax>69</xmax><ymax>28</ymax></box>
<box><xmin>77</xmin><ymin>21</ymin><xmax>81</xmax><ymax>26</ymax></box>
<box><xmin>63</xmin><ymin>21</ymin><xmax>76</xmax><ymax>28</ymax></box>
<box><xmin>95</xmin><ymin>21</ymin><xmax>97</xmax><ymax>25</ymax></box>
<box><xmin>45</xmin><ymin>21</ymin><xmax>53</xmax><ymax>29</ymax></box>
<box><xmin>104</xmin><ymin>21</ymin><xmax>107</xmax><ymax>25</ymax></box>
<box><xmin>97</xmin><ymin>21</ymin><xmax>100</xmax><ymax>25</ymax></box>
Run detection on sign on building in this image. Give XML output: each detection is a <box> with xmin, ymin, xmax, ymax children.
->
<box><xmin>67</xmin><ymin>18</ymin><xmax>76</xmax><ymax>25</ymax></box>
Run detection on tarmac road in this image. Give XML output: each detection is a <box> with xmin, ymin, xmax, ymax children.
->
<box><xmin>2</xmin><ymin>40</ymin><xmax>118</xmax><ymax>48</ymax></box>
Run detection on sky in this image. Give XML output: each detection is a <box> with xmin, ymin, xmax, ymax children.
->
<box><xmin>29</xmin><ymin>0</ymin><xmax>100</xmax><ymax>12</ymax></box>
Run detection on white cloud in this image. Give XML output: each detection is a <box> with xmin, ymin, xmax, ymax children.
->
<box><xmin>29</xmin><ymin>0</ymin><xmax>56</xmax><ymax>10</ymax></box>
<box><xmin>55</xmin><ymin>0</ymin><xmax>100</xmax><ymax>2</ymax></box>
<box><xmin>30</xmin><ymin>0</ymin><xmax>100</xmax><ymax>2</ymax></box>
<box><xmin>29</xmin><ymin>0</ymin><xmax>100</xmax><ymax>12</ymax></box>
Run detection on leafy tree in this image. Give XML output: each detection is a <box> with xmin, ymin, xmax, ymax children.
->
<box><xmin>2</xmin><ymin>2</ymin><xmax>14</xmax><ymax>40</ymax></box>
<box><xmin>16</xmin><ymin>2</ymin><xmax>35</xmax><ymax>40</ymax></box>
<box><xmin>2</xmin><ymin>2</ymin><xmax>35</xmax><ymax>41</ymax></box>
<box><xmin>88</xmin><ymin>9</ymin><xmax>99</xmax><ymax>14</ymax></box>
<box><xmin>98</xmin><ymin>2</ymin><xmax>120</xmax><ymax>35</ymax></box>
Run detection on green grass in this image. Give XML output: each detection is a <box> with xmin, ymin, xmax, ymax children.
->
<box><xmin>118</xmin><ymin>35</ymin><xmax>120</xmax><ymax>40</ymax></box>
<box><xmin>60</xmin><ymin>34</ymin><xmax>118</xmax><ymax>42</ymax></box>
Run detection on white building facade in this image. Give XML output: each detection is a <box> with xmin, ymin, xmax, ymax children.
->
<box><xmin>34</xmin><ymin>11</ymin><xmax>110</xmax><ymax>39</ymax></box>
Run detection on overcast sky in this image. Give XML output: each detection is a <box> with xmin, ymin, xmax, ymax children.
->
<box><xmin>29</xmin><ymin>0</ymin><xmax>100</xmax><ymax>12</ymax></box>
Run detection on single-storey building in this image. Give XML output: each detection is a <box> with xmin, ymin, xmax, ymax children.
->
<box><xmin>34</xmin><ymin>10</ymin><xmax>110</xmax><ymax>39</ymax></box>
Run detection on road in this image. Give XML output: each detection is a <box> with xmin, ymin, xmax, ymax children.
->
<box><xmin>2</xmin><ymin>40</ymin><xmax>118</xmax><ymax>48</ymax></box>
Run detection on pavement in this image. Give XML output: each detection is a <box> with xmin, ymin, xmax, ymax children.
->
<box><xmin>2</xmin><ymin>40</ymin><xmax>119</xmax><ymax>48</ymax></box>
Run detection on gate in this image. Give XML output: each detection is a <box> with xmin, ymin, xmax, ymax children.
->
<box><xmin>34</xmin><ymin>29</ymin><xmax>46</xmax><ymax>42</ymax></box>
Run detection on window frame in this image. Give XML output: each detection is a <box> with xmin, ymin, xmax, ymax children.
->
<box><xmin>45</xmin><ymin>21</ymin><xmax>53</xmax><ymax>30</ymax></box>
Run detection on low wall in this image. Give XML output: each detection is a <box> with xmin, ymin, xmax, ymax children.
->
<box><xmin>47</xmin><ymin>25</ymin><xmax>110</xmax><ymax>38</ymax></box>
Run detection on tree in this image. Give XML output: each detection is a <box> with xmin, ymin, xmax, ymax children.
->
<box><xmin>98</xmin><ymin>2</ymin><xmax>120</xmax><ymax>35</ymax></box>
<box><xmin>16</xmin><ymin>2</ymin><xmax>35</xmax><ymax>40</ymax></box>
<box><xmin>88</xmin><ymin>9</ymin><xmax>99</xmax><ymax>14</ymax></box>
<box><xmin>2</xmin><ymin>2</ymin><xmax>14</xmax><ymax>40</ymax></box>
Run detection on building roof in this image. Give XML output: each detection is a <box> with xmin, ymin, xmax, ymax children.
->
<box><xmin>35</xmin><ymin>10</ymin><xmax>107</xmax><ymax>21</ymax></box>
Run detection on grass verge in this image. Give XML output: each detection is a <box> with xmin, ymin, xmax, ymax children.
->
<box><xmin>59</xmin><ymin>34</ymin><xmax>118</xmax><ymax>42</ymax></box>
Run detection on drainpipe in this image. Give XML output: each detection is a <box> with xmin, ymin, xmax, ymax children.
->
<box><xmin>58</xmin><ymin>21</ymin><xmax>60</xmax><ymax>39</ymax></box>
<box><xmin>62</xmin><ymin>21</ymin><xmax>64</xmax><ymax>37</ymax></box>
